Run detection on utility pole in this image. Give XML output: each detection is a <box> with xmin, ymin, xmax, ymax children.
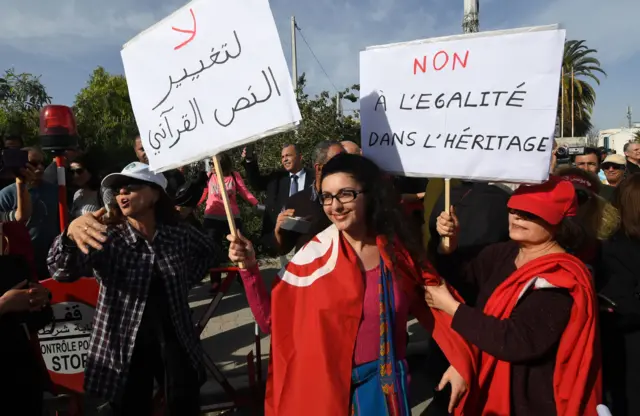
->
<box><xmin>462</xmin><ymin>0</ymin><xmax>479</xmax><ymax>34</ymax></box>
<box><xmin>627</xmin><ymin>105</ymin><xmax>633</xmax><ymax>129</ymax></box>
<box><xmin>291</xmin><ymin>16</ymin><xmax>298</xmax><ymax>96</ymax></box>
<box><xmin>335</xmin><ymin>93</ymin><xmax>341</xmax><ymax>120</ymax></box>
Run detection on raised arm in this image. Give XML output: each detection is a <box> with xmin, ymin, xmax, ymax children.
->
<box><xmin>227</xmin><ymin>232</ymin><xmax>272</xmax><ymax>333</ymax></box>
<box><xmin>234</xmin><ymin>172</ymin><xmax>259</xmax><ymax>206</ymax></box>
<box><xmin>242</xmin><ymin>157</ymin><xmax>269</xmax><ymax>191</ymax></box>
<box><xmin>48</xmin><ymin>209</ymin><xmax>108</xmax><ymax>283</ymax></box>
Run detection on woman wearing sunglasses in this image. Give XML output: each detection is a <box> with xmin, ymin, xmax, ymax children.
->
<box><xmin>47</xmin><ymin>162</ymin><xmax>220</xmax><ymax>416</ymax></box>
<box><xmin>227</xmin><ymin>154</ymin><xmax>476</xmax><ymax>416</ymax></box>
<box><xmin>68</xmin><ymin>153</ymin><xmax>102</xmax><ymax>219</ymax></box>
<box><xmin>427</xmin><ymin>178</ymin><xmax>602</xmax><ymax>415</ymax></box>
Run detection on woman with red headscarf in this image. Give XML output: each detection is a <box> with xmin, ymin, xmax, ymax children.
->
<box><xmin>428</xmin><ymin>178</ymin><xmax>601</xmax><ymax>415</ymax></box>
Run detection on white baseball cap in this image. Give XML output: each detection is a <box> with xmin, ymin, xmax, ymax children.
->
<box><xmin>101</xmin><ymin>162</ymin><xmax>168</xmax><ymax>190</ymax></box>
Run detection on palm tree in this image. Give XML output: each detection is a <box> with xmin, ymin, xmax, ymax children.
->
<box><xmin>558</xmin><ymin>40</ymin><xmax>606</xmax><ymax>137</ymax></box>
<box><xmin>633</xmin><ymin>130</ymin><xmax>640</xmax><ymax>142</ymax></box>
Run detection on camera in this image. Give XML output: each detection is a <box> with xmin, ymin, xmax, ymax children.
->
<box><xmin>39</xmin><ymin>105</ymin><xmax>79</xmax><ymax>153</ymax></box>
<box><xmin>556</xmin><ymin>146</ymin><xmax>584</xmax><ymax>158</ymax></box>
<box><xmin>0</xmin><ymin>148</ymin><xmax>29</xmax><ymax>176</ymax></box>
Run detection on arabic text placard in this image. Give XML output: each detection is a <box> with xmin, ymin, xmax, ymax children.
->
<box><xmin>360</xmin><ymin>26</ymin><xmax>565</xmax><ymax>183</ymax></box>
<box><xmin>121</xmin><ymin>0</ymin><xmax>301</xmax><ymax>172</ymax></box>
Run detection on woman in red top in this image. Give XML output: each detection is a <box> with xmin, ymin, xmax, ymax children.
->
<box><xmin>428</xmin><ymin>178</ymin><xmax>601</xmax><ymax>415</ymax></box>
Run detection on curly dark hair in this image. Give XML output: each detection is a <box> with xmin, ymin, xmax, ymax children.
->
<box><xmin>319</xmin><ymin>153</ymin><xmax>425</xmax><ymax>265</ymax></box>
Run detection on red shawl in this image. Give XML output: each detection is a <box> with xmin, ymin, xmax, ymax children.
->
<box><xmin>472</xmin><ymin>253</ymin><xmax>601</xmax><ymax>415</ymax></box>
<box><xmin>266</xmin><ymin>225</ymin><xmax>476</xmax><ymax>415</ymax></box>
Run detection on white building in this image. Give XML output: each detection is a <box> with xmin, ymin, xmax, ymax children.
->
<box><xmin>598</xmin><ymin>125</ymin><xmax>640</xmax><ymax>155</ymax></box>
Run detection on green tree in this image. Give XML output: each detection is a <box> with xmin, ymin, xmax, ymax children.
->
<box><xmin>633</xmin><ymin>130</ymin><xmax>640</xmax><ymax>142</ymax></box>
<box><xmin>73</xmin><ymin>67</ymin><xmax>138</xmax><ymax>171</ymax></box>
<box><xmin>233</xmin><ymin>74</ymin><xmax>361</xmax><ymax>249</ymax></box>
<box><xmin>0</xmin><ymin>68</ymin><xmax>51</xmax><ymax>143</ymax></box>
<box><xmin>558</xmin><ymin>40</ymin><xmax>606</xmax><ymax>137</ymax></box>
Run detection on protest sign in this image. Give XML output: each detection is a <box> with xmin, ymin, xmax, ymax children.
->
<box><xmin>360</xmin><ymin>25</ymin><xmax>565</xmax><ymax>183</ymax></box>
<box><xmin>121</xmin><ymin>0</ymin><xmax>301</xmax><ymax>172</ymax></box>
<box><xmin>40</xmin><ymin>277</ymin><xmax>98</xmax><ymax>393</ymax></box>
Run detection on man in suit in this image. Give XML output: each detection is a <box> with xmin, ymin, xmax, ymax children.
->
<box><xmin>241</xmin><ymin>143</ymin><xmax>313</xmax><ymax>253</ymax></box>
<box><xmin>273</xmin><ymin>141</ymin><xmax>344</xmax><ymax>254</ymax></box>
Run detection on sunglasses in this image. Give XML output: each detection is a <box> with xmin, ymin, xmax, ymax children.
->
<box><xmin>602</xmin><ymin>163</ymin><xmax>624</xmax><ymax>171</ymax></box>
<box><xmin>70</xmin><ymin>168</ymin><xmax>85</xmax><ymax>175</ymax></box>
<box><xmin>508</xmin><ymin>208</ymin><xmax>540</xmax><ymax>221</ymax></box>
<box><xmin>111</xmin><ymin>182</ymin><xmax>148</xmax><ymax>194</ymax></box>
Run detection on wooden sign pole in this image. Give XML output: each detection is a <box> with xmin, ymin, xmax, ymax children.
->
<box><xmin>211</xmin><ymin>155</ymin><xmax>245</xmax><ymax>269</ymax></box>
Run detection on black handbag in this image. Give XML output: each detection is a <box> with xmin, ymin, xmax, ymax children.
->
<box><xmin>0</xmin><ymin>254</ymin><xmax>53</xmax><ymax>331</ymax></box>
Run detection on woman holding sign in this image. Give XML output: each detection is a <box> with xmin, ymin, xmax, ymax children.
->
<box><xmin>228</xmin><ymin>153</ymin><xmax>476</xmax><ymax>415</ymax></box>
<box><xmin>47</xmin><ymin>162</ymin><xmax>220</xmax><ymax>416</ymax></box>
<box><xmin>428</xmin><ymin>178</ymin><xmax>602</xmax><ymax>415</ymax></box>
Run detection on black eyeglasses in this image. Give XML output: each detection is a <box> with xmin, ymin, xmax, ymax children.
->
<box><xmin>319</xmin><ymin>189</ymin><xmax>365</xmax><ymax>206</ymax></box>
<box><xmin>602</xmin><ymin>163</ymin><xmax>624</xmax><ymax>171</ymax></box>
<box><xmin>508</xmin><ymin>208</ymin><xmax>540</xmax><ymax>221</ymax></box>
<box><xmin>70</xmin><ymin>168</ymin><xmax>85</xmax><ymax>175</ymax></box>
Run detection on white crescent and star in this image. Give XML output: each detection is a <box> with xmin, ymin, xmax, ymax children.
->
<box><xmin>279</xmin><ymin>225</ymin><xmax>340</xmax><ymax>287</ymax></box>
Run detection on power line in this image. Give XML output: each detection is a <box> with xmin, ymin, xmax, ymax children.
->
<box><xmin>295</xmin><ymin>23</ymin><xmax>339</xmax><ymax>93</ymax></box>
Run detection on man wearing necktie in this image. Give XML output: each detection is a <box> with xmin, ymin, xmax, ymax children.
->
<box><xmin>242</xmin><ymin>144</ymin><xmax>313</xmax><ymax>254</ymax></box>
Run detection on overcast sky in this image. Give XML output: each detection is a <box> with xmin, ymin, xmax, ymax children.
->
<box><xmin>1</xmin><ymin>0</ymin><xmax>638</xmax><ymax>130</ymax></box>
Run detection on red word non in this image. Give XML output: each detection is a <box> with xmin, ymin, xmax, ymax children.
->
<box><xmin>413</xmin><ymin>50</ymin><xmax>470</xmax><ymax>75</ymax></box>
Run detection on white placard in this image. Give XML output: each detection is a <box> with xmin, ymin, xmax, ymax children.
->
<box><xmin>360</xmin><ymin>25</ymin><xmax>565</xmax><ymax>183</ymax></box>
<box><xmin>121</xmin><ymin>0</ymin><xmax>301</xmax><ymax>172</ymax></box>
<box><xmin>38</xmin><ymin>302</ymin><xmax>94</xmax><ymax>375</ymax></box>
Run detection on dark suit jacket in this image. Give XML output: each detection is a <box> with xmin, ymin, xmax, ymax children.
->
<box><xmin>277</xmin><ymin>186</ymin><xmax>332</xmax><ymax>254</ymax></box>
<box><xmin>242</xmin><ymin>160</ymin><xmax>313</xmax><ymax>238</ymax></box>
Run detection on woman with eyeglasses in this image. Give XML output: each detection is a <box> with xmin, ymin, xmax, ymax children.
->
<box><xmin>227</xmin><ymin>153</ymin><xmax>476</xmax><ymax>415</ymax></box>
<box><xmin>427</xmin><ymin>178</ymin><xmax>602</xmax><ymax>415</ymax></box>
<box><xmin>68</xmin><ymin>153</ymin><xmax>102</xmax><ymax>219</ymax></box>
<box><xmin>47</xmin><ymin>162</ymin><xmax>220</xmax><ymax>416</ymax></box>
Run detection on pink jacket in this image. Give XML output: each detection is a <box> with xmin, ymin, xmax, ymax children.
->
<box><xmin>199</xmin><ymin>171</ymin><xmax>258</xmax><ymax>218</ymax></box>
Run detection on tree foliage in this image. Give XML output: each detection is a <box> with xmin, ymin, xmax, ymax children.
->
<box><xmin>633</xmin><ymin>130</ymin><xmax>640</xmax><ymax>142</ymax></box>
<box><xmin>558</xmin><ymin>40</ymin><xmax>606</xmax><ymax>137</ymax></box>
<box><xmin>73</xmin><ymin>67</ymin><xmax>138</xmax><ymax>172</ymax></box>
<box><xmin>0</xmin><ymin>68</ymin><xmax>51</xmax><ymax>143</ymax></box>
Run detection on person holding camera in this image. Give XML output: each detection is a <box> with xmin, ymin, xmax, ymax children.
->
<box><xmin>0</xmin><ymin>158</ymin><xmax>37</xmax><ymax>223</ymax></box>
<box><xmin>0</xmin><ymin>147</ymin><xmax>59</xmax><ymax>280</ymax></box>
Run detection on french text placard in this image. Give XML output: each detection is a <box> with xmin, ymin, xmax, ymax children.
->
<box><xmin>360</xmin><ymin>26</ymin><xmax>565</xmax><ymax>183</ymax></box>
<box><xmin>122</xmin><ymin>0</ymin><xmax>301</xmax><ymax>172</ymax></box>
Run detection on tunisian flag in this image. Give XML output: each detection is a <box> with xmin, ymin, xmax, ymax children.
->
<box><xmin>474</xmin><ymin>253</ymin><xmax>601</xmax><ymax>415</ymax></box>
<box><xmin>265</xmin><ymin>225</ymin><xmax>477</xmax><ymax>415</ymax></box>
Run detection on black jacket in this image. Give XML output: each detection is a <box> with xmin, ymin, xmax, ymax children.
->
<box><xmin>242</xmin><ymin>160</ymin><xmax>313</xmax><ymax>238</ymax></box>
<box><xmin>598</xmin><ymin>231</ymin><xmax>640</xmax><ymax>415</ymax></box>
<box><xmin>429</xmin><ymin>182</ymin><xmax>511</xmax><ymax>304</ymax></box>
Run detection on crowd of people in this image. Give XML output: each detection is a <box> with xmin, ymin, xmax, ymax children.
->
<box><xmin>0</xmin><ymin>131</ymin><xmax>639</xmax><ymax>416</ymax></box>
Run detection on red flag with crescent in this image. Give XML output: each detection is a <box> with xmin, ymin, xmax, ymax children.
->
<box><xmin>264</xmin><ymin>225</ymin><xmax>477</xmax><ymax>415</ymax></box>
